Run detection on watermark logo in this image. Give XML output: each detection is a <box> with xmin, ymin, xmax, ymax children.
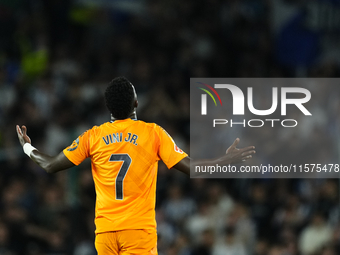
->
<box><xmin>198</xmin><ymin>83</ymin><xmax>312</xmax><ymax>128</ymax></box>
<box><xmin>197</xmin><ymin>82</ymin><xmax>222</xmax><ymax>115</ymax></box>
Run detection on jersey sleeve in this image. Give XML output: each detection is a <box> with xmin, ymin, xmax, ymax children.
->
<box><xmin>157</xmin><ymin>126</ymin><xmax>188</xmax><ymax>169</ymax></box>
<box><xmin>63</xmin><ymin>130</ymin><xmax>91</xmax><ymax>166</ymax></box>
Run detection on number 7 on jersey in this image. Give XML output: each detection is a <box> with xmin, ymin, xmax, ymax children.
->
<box><xmin>109</xmin><ymin>154</ymin><xmax>132</xmax><ymax>200</ymax></box>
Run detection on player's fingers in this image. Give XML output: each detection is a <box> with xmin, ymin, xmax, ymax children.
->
<box><xmin>239</xmin><ymin>156</ymin><xmax>251</xmax><ymax>163</ymax></box>
<box><xmin>16</xmin><ymin>125</ymin><xmax>22</xmax><ymax>136</ymax></box>
<box><xmin>231</xmin><ymin>138</ymin><xmax>240</xmax><ymax>148</ymax></box>
<box><xmin>22</xmin><ymin>125</ymin><xmax>27</xmax><ymax>136</ymax></box>
<box><xmin>241</xmin><ymin>150</ymin><xmax>256</xmax><ymax>157</ymax></box>
<box><xmin>239</xmin><ymin>146</ymin><xmax>255</xmax><ymax>153</ymax></box>
<box><xmin>241</xmin><ymin>155</ymin><xmax>252</xmax><ymax>162</ymax></box>
<box><xmin>226</xmin><ymin>138</ymin><xmax>240</xmax><ymax>154</ymax></box>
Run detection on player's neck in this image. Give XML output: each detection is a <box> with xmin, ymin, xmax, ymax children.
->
<box><xmin>111</xmin><ymin>110</ymin><xmax>137</xmax><ymax>121</ymax></box>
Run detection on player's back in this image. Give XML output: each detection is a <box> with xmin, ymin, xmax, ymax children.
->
<box><xmin>64</xmin><ymin>118</ymin><xmax>187</xmax><ymax>233</ymax></box>
<box><xmin>91</xmin><ymin>119</ymin><xmax>162</xmax><ymax>233</ymax></box>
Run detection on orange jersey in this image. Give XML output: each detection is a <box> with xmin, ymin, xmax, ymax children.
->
<box><xmin>63</xmin><ymin>119</ymin><xmax>187</xmax><ymax>233</ymax></box>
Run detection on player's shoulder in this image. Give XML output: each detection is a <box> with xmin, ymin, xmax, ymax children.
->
<box><xmin>134</xmin><ymin>119</ymin><xmax>158</xmax><ymax>128</ymax></box>
<box><xmin>92</xmin><ymin>121</ymin><xmax>113</xmax><ymax>132</ymax></box>
<box><xmin>130</xmin><ymin>120</ymin><xmax>169</xmax><ymax>141</ymax></box>
<box><xmin>84</xmin><ymin>123</ymin><xmax>109</xmax><ymax>136</ymax></box>
<box><xmin>134</xmin><ymin>120</ymin><xmax>164</xmax><ymax>133</ymax></box>
<box><xmin>89</xmin><ymin>124</ymin><xmax>102</xmax><ymax>131</ymax></box>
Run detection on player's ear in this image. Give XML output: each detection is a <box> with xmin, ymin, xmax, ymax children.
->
<box><xmin>134</xmin><ymin>100</ymin><xmax>138</xmax><ymax>108</ymax></box>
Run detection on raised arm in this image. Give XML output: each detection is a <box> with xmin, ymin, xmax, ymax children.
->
<box><xmin>16</xmin><ymin>125</ymin><xmax>75</xmax><ymax>173</ymax></box>
<box><xmin>173</xmin><ymin>138</ymin><xmax>255</xmax><ymax>176</ymax></box>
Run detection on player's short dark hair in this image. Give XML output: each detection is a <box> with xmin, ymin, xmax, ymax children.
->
<box><xmin>105</xmin><ymin>77</ymin><xmax>135</xmax><ymax>119</ymax></box>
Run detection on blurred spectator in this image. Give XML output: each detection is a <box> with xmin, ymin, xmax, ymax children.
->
<box><xmin>186</xmin><ymin>200</ymin><xmax>214</xmax><ymax>244</ymax></box>
<box><xmin>254</xmin><ymin>240</ymin><xmax>269</xmax><ymax>255</ymax></box>
<box><xmin>273</xmin><ymin>194</ymin><xmax>309</xmax><ymax>231</ymax></box>
<box><xmin>299</xmin><ymin>213</ymin><xmax>333</xmax><ymax>255</ymax></box>
<box><xmin>247</xmin><ymin>184</ymin><xmax>273</xmax><ymax>238</ymax></box>
<box><xmin>163</xmin><ymin>184</ymin><xmax>195</xmax><ymax>225</ymax></box>
<box><xmin>191</xmin><ymin>229</ymin><xmax>215</xmax><ymax>255</ymax></box>
<box><xmin>0</xmin><ymin>221</ymin><xmax>15</xmax><ymax>255</ymax></box>
<box><xmin>212</xmin><ymin>227</ymin><xmax>247</xmax><ymax>255</ymax></box>
<box><xmin>225</xmin><ymin>203</ymin><xmax>256</xmax><ymax>254</ymax></box>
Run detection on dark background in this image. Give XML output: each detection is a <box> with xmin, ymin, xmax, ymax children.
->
<box><xmin>0</xmin><ymin>0</ymin><xmax>339</xmax><ymax>254</ymax></box>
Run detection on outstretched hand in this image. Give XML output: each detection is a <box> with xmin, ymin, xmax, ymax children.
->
<box><xmin>16</xmin><ymin>125</ymin><xmax>31</xmax><ymax>147</ymax></box>
<box><xmin>223</xmin><ymin>138</ymin><xmax>255</xmax><ymax>164</ymax></box>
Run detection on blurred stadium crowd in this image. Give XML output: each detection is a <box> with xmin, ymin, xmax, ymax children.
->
<box><xmin>0</xmin><ymin>0</ymin><xmax>339</xmax><ymax>254</ymax></box>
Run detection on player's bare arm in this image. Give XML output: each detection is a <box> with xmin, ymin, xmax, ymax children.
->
<box><xmin>173</xmin><ymin>138</ymin><xmax>255</xmax><ymax>175</ymax></box>
<box><xmin>16</xmin><ymin>125</ymin><xmax>75</xmax><ymax>173</ymax></box>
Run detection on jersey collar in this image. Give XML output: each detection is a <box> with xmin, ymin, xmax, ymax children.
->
<box><xmin>110</xmin><ymin>118</ymin><xmax>137</xmax><ymax>123</ymax></box>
